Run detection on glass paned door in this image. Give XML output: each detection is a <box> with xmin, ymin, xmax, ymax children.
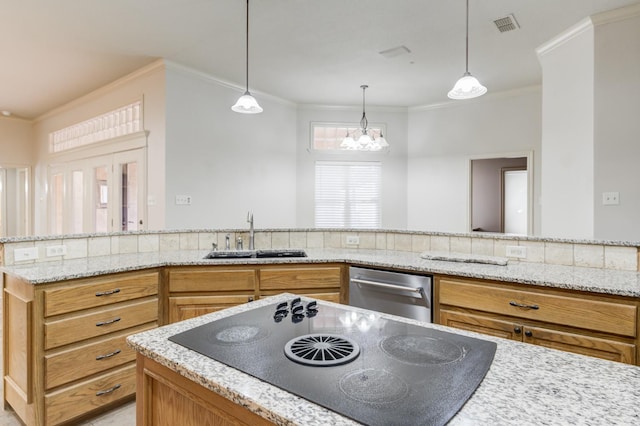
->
<box><xmin>93</xmin><ymin>164</ymin><xmax>111</xmax><ymax>233</ymax></box>
<box><xmin>47</xmin><ymin>148</ymin><xmax>146</xmax><ymax>234</ymax></box>
<box><xmin>115</xmin><ymin>150</ymin><xmax>145</xmax><ymax>231</ymax></box>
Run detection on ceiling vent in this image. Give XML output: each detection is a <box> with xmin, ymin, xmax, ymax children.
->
<box><xmin>379</xmin><ymin>45</ymin><xmax>411</xmax><ymax>59</ymax></box>
<box><xmin>494</xmin><ymin>14</ymin><xmax>520</xmax><ymax>33</ymax></box>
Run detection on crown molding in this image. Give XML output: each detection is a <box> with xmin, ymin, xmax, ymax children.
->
<box><xmin>536</xmin><ymin>18</ymin><xmax>593</xmax><ymax>58</ymax></box>
<box><xmin>35</xmin><ymin>59</ymin><xmax>166</xmax><ymax>122</ymax></box>
<box><xmin>591</xmin><ymin>2</ymin><xmax>640</xmax><ymax>26</ymax></box>
<box><xmin>164</xmin><ymin>60</ymin><xmax>296</xmax><ymax>107</ymax></box>
<box><xmin>408</xmin><ymin>85</ymin><xmax>541</xmax><ymax>112</ymax></box>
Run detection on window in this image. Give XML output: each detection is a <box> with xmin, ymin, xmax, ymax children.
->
<box><xmin>315</xmin><ymin>161</ymin><xmax>382</xmax><ymax>228</ymax></box>
<box><xmin>49</xmin><ymin>100</ymin><xmax>142</xmax><ymax>153</ymax></box>
<box><xmin>311</xmin><ymin>123</ymin><xmax>386</xmax><ymax>151</ymax></box>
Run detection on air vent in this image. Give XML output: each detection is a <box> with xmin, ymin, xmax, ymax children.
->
<box><xmin>379</xmin><ymin>45</ymin><xmax>411</xmax><ymax>59</ymax></box>
<box><xmin>494</xmin><ymin>14</ymin><xmax>520</xmax><ymax>32</ymax></box>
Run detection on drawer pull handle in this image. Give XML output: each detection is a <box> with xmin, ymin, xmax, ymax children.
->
<box><xmin>95</xmin><ymin>349</ymin><xmax>122</xmax><ymax>360</ymax></box>
<box><xmin>96</xmin><ymin>317</ymin><xmax>121</xmax><ymax>327</ymax></box>
<box><xmin>96</xmin><ymin>384</ymin><xmax>121</xmax><ymax>396</ymax></box>
<box><xmin>95</xmin><ymin>288</ymin><xmax>121</xmax><ymax>297</ymax></box>
<box><xmin>509</xmin><ymin>301</ymin><xmax>539</xmax><ymax>310</ymax></box>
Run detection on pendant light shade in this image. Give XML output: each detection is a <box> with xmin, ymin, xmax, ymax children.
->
<box><xmin>448</xmin><ymin>0</ymin><xmax>486</xmax><ymax>100</ymax></box>
<box><xmin>341</xmin><ymin>85</ymin><xmax>388</xmax><ymax>151</ymax></box>
<box><xmin>232</xmin><ymin>0</ymin><xmax>263</xmax><ymax>114</ymax></box>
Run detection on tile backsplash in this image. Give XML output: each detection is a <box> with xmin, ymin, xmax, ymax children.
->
<box><xmin>1</xmin><ymin>230</ymin><xmax>639</xmax><ymax>272</ymax></box>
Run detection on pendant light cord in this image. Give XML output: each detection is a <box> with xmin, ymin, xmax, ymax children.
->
<box><xmin>360</xmin><ymin>84</ymin><xmax>368</xmax><ymax>130</ymax></box>
<box><xmin>465</xmin><ymin>0</ymin><xmax>469</xmax><ymax>74</ymax></box>
<box><xmin>245</xmin><ymin>0</ymin><xmax>250</xmax><ymax>92</ymax></box>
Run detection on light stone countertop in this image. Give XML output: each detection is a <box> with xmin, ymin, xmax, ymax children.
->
<box><xmin>2</xmin><ymin>248</ymin><xmax>640</xmax><ymax>298</ymax></box>
<box><xmin>127</xmin><ymin>293</ymin><xmax>640</xmax><ymax>426</ymax></box>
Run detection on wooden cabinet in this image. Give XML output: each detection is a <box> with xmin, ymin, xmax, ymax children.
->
<box><xmin>3</xmin><ymin>270</ymin><xmax>159</xmax><ymax>426</ymax></box>
<box><xmin>136</xmin><ymin>354</ymin><xmax>273</xmax><ymax>426</ymax></box>
<box><xmin>167</xmin><ymin>266</ymin><xmax>257</xmax><ymax>323</ymax></box>
<box><xmin>436</xmin><ymin>276</ymin><xmax>638</xmax><ymax>365</ymax></box>
<box><xmin>258</xmin><ymin>264</ymin><xmax>345</xmax><ymax>304</ymax></box>
<box><xmin>166</xmin><ymin>264</ymin><xmax>346</xmax><ymax>324</ymax></box>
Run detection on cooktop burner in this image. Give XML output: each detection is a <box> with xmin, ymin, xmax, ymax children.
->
<box><xmin>380</xmin><ymin>334</ymin><xmax>464</xmax><ymax>365</ymax></box>
<box><xmin>169</xmin><ymin>298</ymin><xmax>497</xmax><ymax>426</ymax></box>
<box><xmin>209</xmin><ymin>324</ymin><xmax>269</xmax><ymax>345</ymax></box>
<box><xmin>339</xmin><ymin>369</ymin><xmax>409</xmax><ymax>405</ymax></box>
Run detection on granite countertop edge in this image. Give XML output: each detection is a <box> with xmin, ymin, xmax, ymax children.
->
<box><xmin>2</xmin><ymin>248</ymin><xmax>640</xmax><ymax>297</ymax></box>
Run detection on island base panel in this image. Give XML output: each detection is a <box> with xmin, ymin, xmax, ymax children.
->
<box><xmin>136</xmin><ymin>354</ymin><xmax>274</xmax><ymax>426</ymax></box>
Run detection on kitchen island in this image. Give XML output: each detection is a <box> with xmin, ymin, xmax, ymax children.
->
<box><xmin>127</xmin><ymin>293</ymin><xmax>640</xmax><ymax>426</ymax></box>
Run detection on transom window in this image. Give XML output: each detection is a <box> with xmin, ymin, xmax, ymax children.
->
<box><xmin>311</xmin><ymin>123</ymin><xmax>386</xmax><ymax>151</ymax></box>
<box><xmin>315</xmin><ymin>161</ymin><xmax>382</xmax><ymax>228</ymax></box>
<box><xmin>49</xmin><ymin>100</ymin><xmax>143</xmax><ymax>153</ymax></box>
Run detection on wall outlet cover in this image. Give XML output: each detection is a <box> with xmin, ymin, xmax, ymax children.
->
<box><xmin>505</xmin><ymin>245</ymin><xmax>527</xmax><ymax>259</ymax></box>
<box><xmin>46</xmin><ymin>245</ymin><xmax>67</xmax><ymax>257</ymax></box>
<box><xmin>346</xmin><ymin>235</ymin><xmax>360</xmax><ymax>245</ymax></box>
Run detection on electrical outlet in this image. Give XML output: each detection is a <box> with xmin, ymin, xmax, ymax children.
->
<box><xmin>602</xmin><ymin>192</ymin><xmax>619</xmax><ymax>205</ymax></box>
<box><xmin>506</xmin><ymin>245</ymin><xmax>527</xmax><ymax>259</ymax></box>
<box><xmin>175</xmin><ymin>195</ymin><xmax>192</xmax><ymax>205</ymax></box>
<box><xmin>14</xmin><ymin>247</ymin><xmax>39</xmax><ymax>261</ymax></box>
<box><xmin>346</xmin><ymin>235</ymin><xmax>360</xmax><ymax>245</ymax></box>
<box><xmin>46</xmin><ymin>245</ymin><xmax>67</xmax><ymax>257</ymax></box>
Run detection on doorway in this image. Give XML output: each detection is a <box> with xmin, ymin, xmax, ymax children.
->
<box><xmin>48</xmin><ymin>149</ymin><xmax>146</xmax><ymax>234</ymax></box>
<box><xmin>0</xmin><ymin>166</ymin><xmax>30</xmax><ymax>237</ymax></box>
<box><xmin>470</xmin><ymin>156</ymin><xmax>530</xmax><ymax>235</ymax></box>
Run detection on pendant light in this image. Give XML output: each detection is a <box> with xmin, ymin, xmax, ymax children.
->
<box><xmin>232</xmin><ymin>0</ymin><xmax>263</xmax><ymax>114</ymax></box>
<box><xmin>447</xmin><ymin>0</ymin><xmax>487</xmax><ymax>100</ymax></box>
<box><xmin>340</xmin><ymin>85</ymin><xmax>389</xmax><ymax>151</ymax></box>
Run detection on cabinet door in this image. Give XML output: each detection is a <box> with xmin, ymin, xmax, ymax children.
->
<box><xmin>523</xmin><ymin>325</ymin><xmax>636</xmax><ymax>365</ymax></box>
<box><xmin>439</xmin><ymin>310</ymin><xmax>523</xmax><ymax>341</ymax></box>
<box><xmin>168</xmin><ymin>295</ymin><xmax>253</xmax><ymax>323</ymax></box>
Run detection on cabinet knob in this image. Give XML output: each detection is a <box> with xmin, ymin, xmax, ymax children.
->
<box><xmin>513</xmin><ymin>327</ymin><xmax>522</xmax><ymax>334</ymax></box>
<box><xmin>525</xmin><ymin>330</ymin><xmax>533</xmax><ymax>337</ymax></box>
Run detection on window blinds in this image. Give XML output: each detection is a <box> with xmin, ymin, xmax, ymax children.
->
<box><xmin>315</xmin><ymin>161</ymin><xmax>381</xmax><ymax>228</ymax></box>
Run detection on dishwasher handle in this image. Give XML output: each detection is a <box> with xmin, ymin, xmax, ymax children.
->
<box><xmin>350</xmin><ymin>277</ymin><xmax>431</xmax><ymax>309</ymax></box>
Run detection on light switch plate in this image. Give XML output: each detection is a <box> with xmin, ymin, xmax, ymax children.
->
<box><xmin>14</xmin><ymin>247</ymin><xmax>39</xmax><ymax>261</ymax></box>
<box><xmin>175</xmin><ymin>195</ymin><xmax>192</xmax><ymax>205</ymax></box>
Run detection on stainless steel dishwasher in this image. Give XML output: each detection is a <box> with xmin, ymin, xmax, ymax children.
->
<box><xmin>349</xmin><ymin>266</ymin><xmax>433</xmax><ymax>323</ymax></box>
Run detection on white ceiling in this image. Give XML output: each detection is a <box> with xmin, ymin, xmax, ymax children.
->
<box><xmin>1</xmin><ymin>0</ymin><xmax>639</xmax><ymax>120</ymax></box>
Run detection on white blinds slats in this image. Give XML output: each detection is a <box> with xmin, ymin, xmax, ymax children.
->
<box><xmin>315</xmin><ymin>161</ymin><xmax>381</xmax><ymax>228</ymax></box>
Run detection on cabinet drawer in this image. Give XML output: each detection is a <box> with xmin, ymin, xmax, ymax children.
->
<box><xmin>169</xmin><ymin>268</ymin><xmax>256</xmax><ymax>292</ymax></box>
<box><xmin>43</xmin><ymin>272</ymin><xmax>158</xmax><ymax>317</ymax></box>
<box><xmin>45</xmin><ymin>298</ymin><xmax>158</xmax><ymax>350</ymax></box>
<box><xmin>259</xmin><ymin>266</ymin><xmax>342</xmax><ymax>290</ymax></box>
<box><xmin>168</xmin><ymin>295</ymin><xmax>252</xmax><ymax>323</ymax></box>
<box><xmin>45</xmin><ymin>364</ymin><xmax>135</xmax><ymax>426</ymax></box>
<box><xmin>439</xmin><ymin>279</ymin><xmax>637</xmax><ymax>337</ymax></box>
<box><xmin>45</xmin><ymin>324</ymin><xmax>155</xmax><ymax>390</ymax></box>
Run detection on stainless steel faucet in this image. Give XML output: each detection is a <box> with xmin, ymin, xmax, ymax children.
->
<box><xmin>247</xmin><ymin>211</ymin><xmax>255</xmax><ymax>250</ymax></box>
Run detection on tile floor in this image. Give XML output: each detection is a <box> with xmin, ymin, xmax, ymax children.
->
<box><xmin>0</xmin><ymin>293</ymin><xmax>136</xmax><ymax>425</ymax></box>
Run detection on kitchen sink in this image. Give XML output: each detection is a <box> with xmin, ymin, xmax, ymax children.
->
<box><xmin>203</xmin><ymin>249</ymin><xmax>307</xmax><ymax>259</ymax></box>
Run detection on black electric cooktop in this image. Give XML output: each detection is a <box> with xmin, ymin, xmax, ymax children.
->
<box><xmin>169</xmin><ymin>298</ymin><xmax>496</xmax><ymax>426</ymax></box>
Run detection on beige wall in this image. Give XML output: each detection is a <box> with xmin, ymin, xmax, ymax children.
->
<box><xmin>0</xmin><ymin>117</ymin><xmax>34</xmax><ymax>166</ymax></box>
